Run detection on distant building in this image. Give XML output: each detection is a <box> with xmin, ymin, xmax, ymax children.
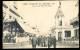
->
<box><xmin>52</xmin><ymin>1</ymin><xmax>74</xmax><ymax>41</ymax></box>
<box><xmin>3</xmin><ymin>1</ymin><xmax>25</xmax><ymax>43</ymax></box>
<box><xmin>70</xmin><ymin>0</ymin><xmax>79</xmax><ymax>40</ymax></box>
<box><xmin>3</xmin><ymin>1</ymin><xmax>36</xmax><ymax>43</ymax></box>
<box><xmin>70</xmin><ymin>16</ymin><xmax>79</xmax><ymax>39</ymax></box>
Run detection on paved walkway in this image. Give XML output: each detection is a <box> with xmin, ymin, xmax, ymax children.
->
<box><xmin>3</xmin><ymin>41</ymin><xmax>79</xmax><ymax>49</ymax></box>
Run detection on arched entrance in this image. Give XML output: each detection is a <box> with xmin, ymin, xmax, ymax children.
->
<box><xmin>58</xmin><ymin>31</ymin><xmax>62</xmax><ymax>41</ymax></box>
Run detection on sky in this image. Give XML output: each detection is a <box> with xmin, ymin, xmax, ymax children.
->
<box><xmin>16</xmin><ymin>1</ymin><xmax>78</xmax><ymax>35</ymax></box>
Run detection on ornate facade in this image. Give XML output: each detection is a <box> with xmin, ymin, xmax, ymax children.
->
<box><xmin>52</xmin><ymin>1</ymin><xmax>74</xmax><ymax>41</ymax></box>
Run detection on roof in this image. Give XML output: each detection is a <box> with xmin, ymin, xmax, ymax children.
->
<box><xmin>3</xmin><ymin>20</ymin><xmax>24</xmax><ymax>33</ymax></box>
<box><xmin>55</xmin><ymin>1</ymin><xmax>64</xmax><ymax>18</ymax></box>
<box><xmin>70</xmin><ymin>16</ymin><xmax>79</xmax><ymax>24</ymax></box>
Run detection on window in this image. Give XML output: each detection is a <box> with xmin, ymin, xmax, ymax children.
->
<box><xmin>9</xmin><ymin>16</ymin><xmax>12</xmax><ymax>19</ymax></box>
<box><xmin>74</xmin><ymin>29</ymin><xmax>79</xmax><ymax>38</ymax></box>
<box><xmin>59</xmin><ymin>20</ymin><xmax>62</xmax><ymax>26</ymax></box>
<box><xmin>58</xmin><ymin>31</ymin><xmax>62</xmax><ymax>37</ymax></box>
<box><xmin>65</xmin><ymin>31</ymin><xmax>71</xmax><ymax>37</ymax></box>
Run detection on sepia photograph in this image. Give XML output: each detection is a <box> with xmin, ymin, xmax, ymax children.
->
<box><xmin>3</xmin><ymin>0</ymin><xmax>79</xmax><ymax>49</ymax></box>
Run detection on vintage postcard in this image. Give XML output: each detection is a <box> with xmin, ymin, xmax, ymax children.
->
<box><xmin>3</xmin><ymin>0</ymin><xmax>79</xmax><ymax>49</ymax></box>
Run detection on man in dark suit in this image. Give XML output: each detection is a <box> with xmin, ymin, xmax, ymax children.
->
<box><xmin>48</xmin><ymin>34</ymin><xmax>52</xmax><ymax>48</ymax></box>
<box><xmin>31</xmin><ymin>34</ymin><xmax>37</xmax><ymax>48</ymax></box>
<box><xmin>37</xmin><ymin>36</ymin><xmax>41</xmax><ymax>46</ymax></box>
<box><xmin>48</xmin><ymin>34</ymin><xmax>56</xmax><ymax>48</ymax></box>
<box><xmin>52</xmin><ymin>36</ymin><xmax>56</xmax><ymax>48</ymax></box>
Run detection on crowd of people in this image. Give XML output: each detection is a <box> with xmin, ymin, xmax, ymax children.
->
<box><xmin>3</xmin><ymin>33</ymin><xmax>57</xmax><ymax>48</ymax></box>
<box><xmin>31</xmin><ymin>34</ymin><xmax>57</xmax><ymax>48</ymax></box>
<box><xmin>3</xmin><ymin>33</ymin><xmax>16</xmax><ymax>43</ymax></box>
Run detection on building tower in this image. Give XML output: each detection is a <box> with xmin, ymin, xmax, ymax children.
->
<box><xmin>55</xmin><ymin>1</ymin><xmax>64</xmax><ymax>28</ymax></box>
<box><xmin>54</xmin><ymin>1</ymin><xmax>75</xmax><ymax>41</ymax></box>
<box><xmin>54</xmin><ymin>1</ymin><xmax>65</xmax><ymax>41</ymax></box>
